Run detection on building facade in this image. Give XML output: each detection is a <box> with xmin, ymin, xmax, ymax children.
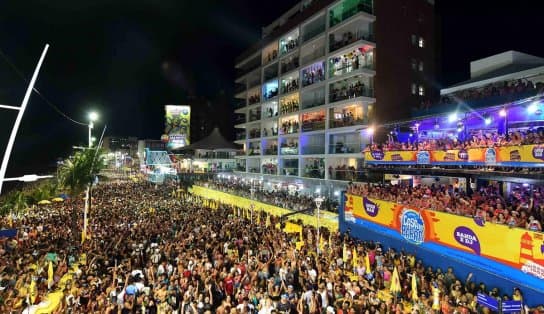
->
<box><xmin>233</xmin><ymin>0</ymin><xmax>437</xmax><ymax>188</ymax></box>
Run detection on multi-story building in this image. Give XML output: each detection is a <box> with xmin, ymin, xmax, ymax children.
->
<box><xmin>233</xmin><ymin>0</ymin><xmax>437</xmax><ymax>194</ymax></box>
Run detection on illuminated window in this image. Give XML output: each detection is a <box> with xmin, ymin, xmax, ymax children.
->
<box><xmin>411</xmin><ymin>58</ymin><xmax>417</xmax><ymax>70</ymax></box>
<box><xmin>418</xmin><ymin>37</ymin><xmax>425</xmax><ymax>48</ymax></box>
<box><xmin>418</xmin><ymin>85</ymin><xmax>425</xmax><ymax>96</ymax></box>
<box><xmin>411</xmin><ymin>34</ymin><xmax>417</xmax><ymax>45</ymax></box>
<box><xmin>411</xmin><ymin>83</ymin><xmax>417</xmax><ymax>95</ymax></box>
<box><xmin>418</xmin><ymin>61</ymin><xmax>424</xmax><ymax>71</ymax></box>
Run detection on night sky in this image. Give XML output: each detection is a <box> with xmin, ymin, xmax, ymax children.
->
<box><xmin>0</xmin><ymin>0</ymin><xmax>543</xmax><ymax>178</ymax></box>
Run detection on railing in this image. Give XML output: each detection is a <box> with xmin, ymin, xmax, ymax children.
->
<box><xmin>301</xmin><ymin>98</ymin><xmax>325</xmax><ymax>110</ymax></box>
<box><xmin>263</xmin><ymin>89</ymin><xmax>279</xmax><ymax>101</ymax></box>
<box><xmin>248</xmin><ymin>112</ymin><xmax>261</xmax><ymax>122</ymax></box>
<box><xmin>264</xmin><ymin>148</ymin><xmax>278</xmax><ymax>155</ymax></box>
<box><xmin>262</xmin><ymin>128</ymin><xmax>279</xmax><ymax>137</ymax></box>
<box><xmin>235</xmin><ymin>165</ymin><xmax>246</xmax><ymax>172</ymax></box>
<box><xmin>279</xmin><ymin>103</ymin><xmax>300</xmax><ymax>115</ymax></box>
<box><xmin>329</xmin><ymin>116</ymin><xmax>366</xmax><ymax>129</ymax></box>
<box><xmin>302</xmin><ymin>72</ymin><xmax>325</xmax><ymax>88</ymax></box>
<box><xmin>329</xmin><ymin>87</ymin><xmax>374</xmax><ymax>103</ymax></box>
<box><xmin>329</xmin><ymin>61</ymin><xmax>374</xmax><ymax>78</ymax></box>
<box><xmin>280</xmin><ymin>167</ymin><xmax>299</xmax><ymax>176</ymax></box>
<box><xmin>248</xmin><ymin>149</ymin><xmax>261</xmax><ymax>156</ymax></box>
<box><xmin>248</xmin><ymin>167</ymin><xmax>260</xmax><ymax>173</ymax></box>
<box><xmin>301</xmin><ymin>120</ymin><xmax>325</xmax><ymax>132</ymax></box>
<box><xmin>262</xmin><ymin>166</ymin><xmax>277</xmax><ymax>175</ymax></box>
<box><xmin>263</xmin><ymin>50</ymin><xmax>278</xmax><ymax>65</ymax></box>
<box><xmin>329</xmin><ymin>32</ymin><xmax>374</xmax><ymax>53</ymax></box>
<box><xmin>248</xmin><ymin>130</ymin><xmax>261</xmax><ymax>139</ymax></box>
<box><xmin>301</xmin><ymin>145</ymin><xmax>325</xmax><ymax>155</ymax></box>
<box><xmin>280</xmin><ymin>39</ymin><xmax>299</xmax><ymax>55</ymax></box>
<box><xmin>302</xmin><ymin>167</ymin><xmax>325</xmax><ymax>179</ymax></box>
<box><xmin>302</xmin><ymin>24</ymin><xmax>325</xmax><ymax>42</ymax></box>
<box><xmin>329</xmin><ymin>0</ymin><xmax>374</xmax><ymax>28</ymax></box>
<box><xmin>280</xmin><ymin>147</ymin><xmax>299</xmax><ymax>155</ymax></box>
<box><xmin>301</xmin><ymin>49</ymin><xmax>325</xmax><ymax>66</ymax></box>
<box><xmin>329</xmin><ymin>142</ymin><xmax>363</xmax><ymax>154</ymax></box>
<box><xmin>280</xmin><ymin>125</ymin><xmax>300</xmax><ymax>135</ymax></box>
<box><xmin>281</xmin><ymin>81</ymin><xmax>299</xmax><ymax>94</ymax></box>
<box><xmin>248</xmin><ymin>95</ymin><xmax>261</xmax><ymax>105</ymax></box>
<box><xmin>281</xmin><ymin>58</ymin><xmax>300</xmax><ymax>73</ymax></box>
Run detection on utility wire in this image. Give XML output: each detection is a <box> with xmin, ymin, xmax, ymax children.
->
<box><xmin>0</xmin><ymin>47</ymin><xmax>88</xmax><ymax>126</ymax></box>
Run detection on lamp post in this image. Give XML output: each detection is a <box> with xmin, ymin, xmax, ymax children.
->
<box><xmin>83</xmin><ymin>111</ymin><xmax>98</xmax><ymax>244</ymax></box>
<box><xmin>314</xmin><ymin>196</ymin><xmax>324</xmax><ymax>256</ymax></box>
<box><xmin>88</xmin><ymin>112</ymin><xmax>98</xmax><ymax>148</ymax></box>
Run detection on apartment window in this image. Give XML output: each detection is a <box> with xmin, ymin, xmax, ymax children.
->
<box><xmin>411</xmin><ymin>34</ymin><xmax>417</xmax><ymax>46</ymax></box>
<box><xmin>418</xmin><ymin>37</ymin><xmax>425</xmax><ymax>48</ymax></box>
<box><xmin>418</xmin><ymin>61</ymin><xmax>424</xmax><ymax>72</ymax></box>
<box><xmin>418</xmin><ymin>85</ymin><xmax>425</xmax><ymax>96</ymax></box>
<box><xmin>411</xmin><ymin>83</ymin><xmax>417</xmax><ymax>95</ymax></box>
<box><xmin>411</xmin><ymin>58</ymin><xmax>417</xmax><ymax>70</ymax></box>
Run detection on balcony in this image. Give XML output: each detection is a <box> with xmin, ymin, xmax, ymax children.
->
<box><xmin>235</xmin><ymin>164</ymin><xmax>246</xmax><ymax>172</ymax></box>
<box><xmin>302</xmin><ymin>160</ymin><xmax>325</xmax><ymax>179</ymax></box>
<box><xmin>329</xmin><ymin>31</ymin><xmax>374</xmax><ymax>53</ymax></box>
<box><xmin>280</xmin><ymin>38</ymin><xmax>299</xmax><ymax>56</ymax></box>
<box><xmin>248</xmin><ymin>94</ymin><xmax>261</xmax><ymax>105</ymax></box>
<box><xmin>329</xmin><ymin>85</ymin><xmax>374</xmax><ymax>103</ymax></box>
<box><xmin>329</xmin><ymin>53</ymin><xmax>374</xmax><ymax>79</ymax></box>
<box><xmin>301</xmin><ymin>119</ymin><xmax>325</xmax><ymax>132</ymax></box>
<box><xmin>248</xmin><ymin>129</ymin><xmax>261</xmax><ymax>139</ymax></box>
<box><xmin>281</xmin><ymin>79</ymin><xmax>299</xmax><ymax>94</ymax></box>
<box><xmin>264</xmin><ymin>147</ymin><xmax>278</xmax><ymax>155</ymax></box>
<box><xmin>234</xmin><ymin>115</ymin><xmax>246</xmax><ymax>124</ymax></box>
<box><xmin>301</xmin><ymin>62</ymin><xmax>325</xmax><ymax>88</ymax></box>
<box><xmin>301</xmin><ymin>88</ymin><xmax>326</xmax><ymax>110</ymax></box>
<box><xmin>329</xmin><ymin>0</ymin><xmax>374</xmax><ymax>28</ymax></box>
<box><xmin>328</xmin><ymin>141</ymin><xmax>363</xmax><ymax>154</ymax></box>
<box><xmin>281</xmin><ymin>56</ymin><xmax>300</xmax><ymax>74</ymax></box>
<box><xmin>248</xmin><ymin>148</ymin><xmax>261</xmax><ymax>156</ymax></box>
<box><xmin>280</xmin><ymin>120</ymin><xmax>300</xmax><ymax>135</ymax></box>
<box><xmin>263</xmin><ymin>49</ymin><xmax>278</xmax><ymax>65</ymax></box>
<box><xmin>248</xmin><ymin>110</ymin><xmax>261</xmax><ymax>122</ymax></box>
<box><xmin>280</xmin><ymin>144</ymin><xmax>299</xmax><ymax>155</ymax></box>
<box><xmin>262</xmin><ymin>163</ymin><xmax>277</xmax><ymax>175</ymax></box>
<box><xmin>248</xmin><ymin>167</ymin><xmax>260</xmax><ymax>174</ymax></box>
<box><xmin>262</xmin><ymin>127</ymin><xmax>279</xmax><ymax>137</ymax></box>
<box><xmin>235</xmin><ymin>132</ymin><xmax>246</xmax><ymax>140</ymax></box>
<box><xmin>279</xmin><ymin>99</ymin><xmax>300</xmax><ymax>115</ymax></box>
<box><xmin>280</xmin><ymin>166</ymin><xmax>298</xmax><ymax>176</ymax></box>
<box><xmin>301</xmin><ymin>145</ymin><xmax>325</xmax><ymax>155</ymax></box>
<box><xmin>329</xmin><ymin>115</ymin><xmax>366</xmax><ymax>128</ymax></box>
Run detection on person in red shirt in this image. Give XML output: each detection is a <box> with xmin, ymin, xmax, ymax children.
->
<box><xmin>224</xmin><ymin>272</ymin><xmax>235</xmax><ymax>297</ymax></box>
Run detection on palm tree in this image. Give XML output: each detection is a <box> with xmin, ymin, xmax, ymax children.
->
<box><xmin>58</xmin><ymin>148</ymin><xmax>105</xmax><ymax>197</ymax></box>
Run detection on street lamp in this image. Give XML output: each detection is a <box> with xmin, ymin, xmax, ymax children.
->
<box><xmin>88</xmin><ymin>112</ymin><xmax>98</xmax><ymax>148</ymax></box>
<box><xmin>314</xmin><ymin>196</ymin><xmax>324</xmax><ymax>256</ymax></box>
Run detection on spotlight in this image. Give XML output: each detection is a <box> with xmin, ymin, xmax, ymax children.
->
<box><xmin>448</xmin><ymin>112</ymin><xmax>458</xmax><ymax>123</ymax></box>
<box><xmin>499</xmin><ymin>108</ymin><xmax>507</xmax><ymax>117</ymax></box>
<box><xmin>484</xmin><ymin>117</ymin><xmax>492</xmax><ymax>125</ymax></box>
<box><xmin>528</xmin><ymin>102</ymin><xmax>539</xmax><ymax>114</ymax></box>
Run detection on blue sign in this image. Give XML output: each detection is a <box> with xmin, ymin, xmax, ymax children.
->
<box><xmin>400</xmin><ymin>209</ymin><xmax>425</xmax><ymax>244</ymax></box>
<box><xmin>416</xmin><ymin>150</ymin><xmax>431</xmax><ymax>164</ymax></box>
<box><xmin>502</xmin><ymin>300</ymin><xmax>523</xmax><ymax>313</ymax></box>
<box><xmin>476</xmin><ymin>293</ymin><xmax>499</xmax><ymax>311</ymax></box>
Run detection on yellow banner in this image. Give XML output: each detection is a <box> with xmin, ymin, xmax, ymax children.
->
<box><xmin>346</xmin><ymin>194</ymin><xmax>544</xmax><ymax>279</ymax></box>
<box><xmin>191</xmin><ymin>186</ymin><xmax>338</xmax><ymax>231</ymax></box>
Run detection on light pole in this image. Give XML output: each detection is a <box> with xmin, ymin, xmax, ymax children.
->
<box><xmin>0</xmin><ymin>44</ymin><xmax>49</xmax><ymax>196</ymax></box>
<box><xmin>314</xmin><ymin>196</ymin><xmax>324</xmax><ymax>256</ymax></box>
<box><xmin>88</xmin><ymin>112</ymin><xmax>98</xmax><ymax>148</ymax></box>
<box><xmin>83</xmin><ymin>111</ymin><xmax>98</xmax><ymax>244</ymax></box>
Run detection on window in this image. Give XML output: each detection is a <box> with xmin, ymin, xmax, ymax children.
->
<box><xmin>411</xmin><ymin>58</ymin><xmax>417</xmax><ymax>70</ymax></box>
<box><xmin>411</xmin><ymin>83</ymin><xmax>417</xmax><ymax>95</ymax></box>
<box><xmin>418</xmin><ymin>61</ymin><xmax>424</xmax><ymax>72</ymax></box>
<box><xmin>418</xmin><ymin>37</ymin><xmax>425</xmax><ymax>48</ymax></box>
<box><xmin>418</xmin><ymin>85</ymin><xmax>425</xmax><ymax>96</ymax></box>
<box><xmin>411</xmin><ymin>34</ymin><xmax>417</xmax><ymax>46</ymax></box>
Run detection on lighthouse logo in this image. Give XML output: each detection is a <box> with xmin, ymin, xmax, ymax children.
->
<box><xmin>400</xmin><ymin>209</ymin><xmax>425</xmax><ymax>244</ymax></box>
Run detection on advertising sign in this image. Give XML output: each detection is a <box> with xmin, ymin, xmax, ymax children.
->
<box><xmin>164</xmin><ymin>105</ymin><xmax>190</xmax><ymax>150</ymax></box>
<box><xmin>502</xmin><ymin>300</ymin><xmax>523</xmax><ymax>313</ymax></box>
<box><xmin>363</xmin><ymin>145</ymin><xmax>544</xmax><ymax>167</ymax></box>
<box><xmin>345</xmin><ymin>194</ymin><xmax>544</xmax><ymax>280</ymax></box>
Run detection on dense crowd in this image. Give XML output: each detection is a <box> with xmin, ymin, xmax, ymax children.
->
<box><xmin>366</xmin><ymin>128</ymin><xmax>544</xmax><ymax>152</ymax></box>
<box><xmin>0</xmin><ymin>180</ymin><xmax>542</xmax><ymax>313</ymax></box>
<box><xmin>348</xmin><ymin>182</ymin><xmax>544</xmax><ymax>231</ymax></box>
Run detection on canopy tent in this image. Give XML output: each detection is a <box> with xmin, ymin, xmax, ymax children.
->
<box><xmin>173</xmin><ymin>127</ymin><xmax>240</xmax><ymax>152</ymax></box>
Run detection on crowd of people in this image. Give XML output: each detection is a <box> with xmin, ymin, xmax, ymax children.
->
<box><xmin>1</xmin><ymin>179</ymin><xmax>541</xmax><ymax>313</ymax></box>
<box><xmin>348</xmin><ymin>182</ymin><xmax>544</xmax><ymax>231</ymax></box>
<box><xmin>367</xmin><ymin>128</ymin><xmax>544</xmax><ymax>152</ymax></box>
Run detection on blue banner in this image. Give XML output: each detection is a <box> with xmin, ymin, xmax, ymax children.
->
<box><xmin>502</xmin><ymin>300</ymin><xmax>523</xmax><ymax>313</ymax></box>
<box><xmin>0</xmin><ymin>228</ymin><xmax>18</xmax><ymax>238</ymax></box>
<box><xmin>477</xmin><ymin>293</ymin><xmax>499</xmax><ymax>311</ymax></box>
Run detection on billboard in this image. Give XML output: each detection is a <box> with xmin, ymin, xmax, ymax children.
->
<box><xmin>345</xmin><ymin>194</ymin><xmax>544</xmax><ymax>280</ymax></box>
<box><xmin>164</xmin><ymin>105</ymin><xmax>190</xmax><ymax>150</ymax></box>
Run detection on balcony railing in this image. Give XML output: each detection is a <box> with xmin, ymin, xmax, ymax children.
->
<box><xmin>262</xmin><ymin>165</ymin><xmax>277</xmax><ymax>175</ymax></box>
<box><xmin>235</xmin><ymin>165</ymin><xmax>246</xmax><ymax>172</ymax></box>
<box><xmin>248</xmin><ymin>167</ymin><xmax>260</xmax><ymax>173</ymax></box>
<box><xmin>280</xmin><ymin>167</ymin><xmax>299</xmax><ymax>176</ymax></box>
<box><xmin>329</xmin><ymin>116</ymin><xmax>366</xmax><ymax>129</ymax></box>
<box><xmin>264</xmin><ymin>147</ymin><xmax>278</xmax><ymax>155</ymax></box>
<box><xmin>248</xmin><ymin>112</ymin><xmax>261</xmax><ymax>122</ymax></box>
<box><xmin>329</xmin><ymin>32</ymin><xmax>374</xmax><ymax>53</ymax></box>
<box><xmin>301</xmin><ymin>145</ymin><xmax>325</xmax><ymax>155</ymax></box>
<box><xmin>248</xmin><ymin>149</ymin><xmax>261</xmax><ymax>156</ymax></box>
<box><xmin>330</xmin><ymin>0</ymin><xmax>374</xmax><ymax>28</ymax></box>
<box><xmin>280</xmin><ymin>123</ymin><xmax>300</xmax><ymax>135</ymax></box>
<box><xmin>280</xmin><ymin>39</ymin><xmax>299</xmax><ymax>55</ymax></box>
<box><xmin>262</xmin><ymin>128</ymin><xmax>279</xmax><ymax>137</ymax></box>
<box><xmin>280</xmin><ymin>147</ymin><xmax>299</xmax><ymax>155</ymax></box>
<box><xmin>301</xmin><ymin>120</ymin><xmax>325</xmax><ymax>132</ymax></box>
<box><xmin>248</xmin><ymin>130</ymin><xmax>261</xmax><ymax>139</ymax></box>
<box><xmin>328</xmin><ymin>142</ymin><xmax>363</xmax><ymax>154</ymax></box>
<box><xmin>248</xmin><ymin>95</ymin><xmax>261</xmax><ymax>105</ymax></box>
<box><xmin>263</xmin><ymin>89</ymin><xmax>279</xmax><ymax>101</ymax></box>
<box><xmin>302</xmin><ymin>167</ymin><xmax>325</xmax><ymax>179</ymax></box>
<box><xmin>302</xmin><ymin>24</ymin><xmax>325</xmax><ymax>42</ymax></box>
<box><xmin>329</xmin><ymin>86</ymin><xmax>374</xmax><ymax>103</ymax></box>
<box><xmin>329</xmin><ymin>61</ymin><xmax>374</xmax><ymax>78</ymax></box>
<box><xmin>263</xmin><ymin>50</ymin><xmax>278</xmax><ymax>65</ymax></box>
<box><xmin>281</xmin><ymin>58</ymin><xmax>300</xmax><ymax>73</ymax></box>
<box><xmin>279</xmin><ymin>102</ymin><xmax>300</xmax><ymax>115</ymax></box>
<box><xmin>302</xmin><ymin>97</ymin><xmax>325</xmax><ymax>110</ymax></box>
<box><xmin>301</xmin><ymin>49</ymin><xmax>325</xmax><ymax>66</ymax></box>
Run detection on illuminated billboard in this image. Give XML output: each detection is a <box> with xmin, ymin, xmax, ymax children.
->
<box><xmin>164</xmin><ymin>105</ymin><xmax>190</xmax><ymax>150</ymax></box>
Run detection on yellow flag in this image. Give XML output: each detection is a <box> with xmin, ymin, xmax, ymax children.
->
<box><xmin>29</xmin><ymin>279</ymin><xmax>37</xmax><ymax>304</ymax></box>
<box><xmin>342</xmin><ymin>243</ymin><xmax>349</xmax><ymax>263</ymax></box>
<box><xmin>81</xmin><ymin>230</ymin><xmax>86</xmax><ymax>245</ymax></box>
<box><xmin>352</xmin><ymin>248</ymin><xmax>358</xmax><ymax>268</ymax></box>
<box><xmin>48</xmin><ymin>260</ymin><xmax>54</xmax><ymax>288</ymax></box>
<box><xmin>266</xmin><ymin>213</ymin><xmax>271</xmax><ymax>227</ymax></box>
<box><xmin>411</xmin><ymin>272</ymin><xmax>418</xmax><ymax>301</ymax></box>
<box><xmin>365</xmin><ymin>253</ymin><xmax>371</xmax><ymax>274</ymax></box>
<box><xmin>319</xmin><ymin>234</ymin><xmax>325</xmax><ymax>252</ymax></box>
<box><xmin>390</xmin><ymin>266</ymin><xmax>401</xmax><ymax>293</ymax></box>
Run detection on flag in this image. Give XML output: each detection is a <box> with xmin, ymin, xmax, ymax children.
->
<box><xmin>364</xmin><ymin>253</ymin><xmax>371</xmax><ymax>274</ymax></box>
<box><xmin>29</xmin><ymin>279</ymin><xmax>37</xmax><ymax>304</ymax></box>
<box><xmin>48</xmin><ymin>260</ymin><xmax>54</xmax><ymax>289</ymax></box>
<box><xmin>390</xmin><ymin>266</ymin><xmax>401</xmax><ymax>294</ymax></box>
<box><xmin>342</xmin><ymin>243</ymin><xmax>349</xmax><ymax>263</ymax></box>
<box><xmin>81</xmin><ymin>230</ymin><xmax>86</xmax><ymax>245</ymax></box>
<box><xmin>411</xmin><ymin>272</ymin><xmax>418</xmax><ymax>301</ymax></box>
<box><xmin>319</xmin><ymin>234</ymin><xmax>325</xmax><ymax>253</ymax></box>
<box><xmin>352</xmin><ymin>248</ymin><xmax>358</xmax><ymax>268</ymax></box>
<box><xmin>265</xmin><ymin>213</ymin><xmax>270</xmax><ymax>227</ymax></box>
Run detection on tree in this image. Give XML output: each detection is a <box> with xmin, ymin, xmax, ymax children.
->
<box><xmin>58</xmin><ymin>148</ymin><xmax>105</xmax><ymax>196</ymax></box>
